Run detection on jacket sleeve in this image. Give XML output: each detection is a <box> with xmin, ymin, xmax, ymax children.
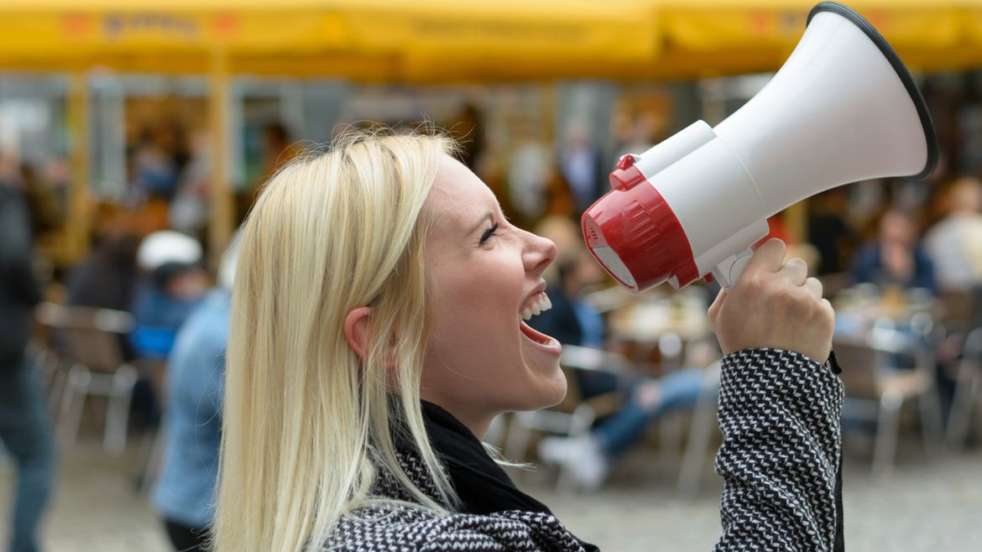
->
<box><xmin>714</xmin><ymin>348</ymin><xmax>843</xmax><ymax>552</ymax></box>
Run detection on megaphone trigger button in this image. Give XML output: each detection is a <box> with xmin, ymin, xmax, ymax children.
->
<box><xmin>616</xmin><ymin>154</ymin><xmax>638</xmax><ymax>170</ymax></box>
<box><xmin>609</xmin><ymin>165</ymin><xmax>645</xmax><ymax>191</ymax></box>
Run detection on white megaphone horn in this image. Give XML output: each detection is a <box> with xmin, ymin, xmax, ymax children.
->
<box><xmin>581</xmin><ymin>1</ymin><xmax>938</xmax><ymax>291</ymax></box>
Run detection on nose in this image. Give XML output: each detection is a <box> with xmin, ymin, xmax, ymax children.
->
<box><xmin>522</xmin><ymin>230</ymin><xmax>558</xmax><ymax>278</ymax></box>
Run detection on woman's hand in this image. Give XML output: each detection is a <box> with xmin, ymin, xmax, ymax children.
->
<box><xmin>708</xmin><ymin>239</ymin><xmax>835</xmax><ymax>363</ymax></box>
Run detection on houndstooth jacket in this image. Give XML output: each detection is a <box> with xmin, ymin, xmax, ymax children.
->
<box><xmin>323</xmin><ymin>348</ymin><xmax>844</xmax><ymax>551</ymax></box>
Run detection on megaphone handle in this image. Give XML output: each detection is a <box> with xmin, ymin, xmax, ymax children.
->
<box><xmin>711</xmin><ymin>250</ymin><xmax>754</xmax><ymax>289</ymax></box>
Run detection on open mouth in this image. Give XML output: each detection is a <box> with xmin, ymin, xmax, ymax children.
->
<box><xmin>520</xmin><ymin>319</ymin><xmax>554</xmax><ymax>345</ymax></box>
<box><xmin>519</xmin><ymin>291</ymin><xmax>561</xmax><ymax>353</ymax></box>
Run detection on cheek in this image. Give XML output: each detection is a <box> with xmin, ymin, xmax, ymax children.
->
<box><xmin>433</xmin><ymin>266</ymin><xmax>521</xmax><ymax>345</ymax></box>
<box><xmin>424</xmin><ymin>253</ymin><xmax>525</xmax><ymax>374</ymax></box>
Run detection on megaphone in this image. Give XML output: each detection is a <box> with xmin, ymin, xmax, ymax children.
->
<box><xmin>581</xmin><ymin>1</ymin><xmax>938</xmax><ymax>291</ymax></box>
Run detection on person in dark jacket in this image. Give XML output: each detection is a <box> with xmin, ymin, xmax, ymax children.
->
<box><xmin>213</xmin><ymin>133</ymin><xmax>843</xmax><ymax>552</ymax></box>
<box><xmin>66</xmin><ymin>233</ymin><xmax>141</xmax><ymax>314</ymax></box>
<box><xmin>851</xmin><ymin>208</ymin><xmax>937</xmax><ymax>293</ymax></box>
<box><xmin>0</xmin><ymin>183</ymin><xmax>56</xmax><ymax>552</ymax></box>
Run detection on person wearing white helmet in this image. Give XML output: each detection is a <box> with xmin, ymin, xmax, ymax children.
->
<box><xmin>131</xmin><ymin>231</ymin><xmax>209</xmax><ymax>359</ymax></box>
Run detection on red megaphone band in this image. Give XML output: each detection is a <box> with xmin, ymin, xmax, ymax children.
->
<box><xmin>581</xmin><ymin>179</ymin><xmax>699</xmax><ymax>291</ymax></box>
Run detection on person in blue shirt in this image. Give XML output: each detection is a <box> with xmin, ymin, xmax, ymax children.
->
<box><xmin>152</xmin><ymin>233</ymin><xmax>240</xmax><ymax>551</ymax></box>
<box><xmin>850</xmin><ymin>208</ymin><xmax>938</xmax><ymax>294</ymax></box>
<box><xmin>131</xmin><ymin>231</ymin><xmax>209</xmax><ymax>359</ymax></box>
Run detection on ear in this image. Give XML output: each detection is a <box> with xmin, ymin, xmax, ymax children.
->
<box><xmin>343</xmin><ymin>306</ymin><xmax>373</xmax><ymax>361</ymax></box>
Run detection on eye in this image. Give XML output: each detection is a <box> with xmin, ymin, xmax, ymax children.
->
<box><xmin>479</xmin><ymin>223</ymin><xmax>500</xmax><ymax>245</ymax></box>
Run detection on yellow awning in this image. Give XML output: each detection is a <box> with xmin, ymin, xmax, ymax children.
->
<box><xmin>0</xmin><ymin>1</ymin><xmax>657</xmax><ymax>81</ymax></box>
<box><xmin>1</xmin><ymin>1</ymin><xmax>980</xmax><ymax>81</ymax></box>
<box><xmin>651</xmin><ymin>1</ymin><xmax>973</xmax><ymax>78</ymax></box>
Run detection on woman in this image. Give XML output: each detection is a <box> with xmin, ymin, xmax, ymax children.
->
<box><xmin>215</xmin><ymin>132</ymin><xmax>842</xmax><ymax>551</ymax></box>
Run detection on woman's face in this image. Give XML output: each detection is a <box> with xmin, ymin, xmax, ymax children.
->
<box><xmin>421</xmin><ymin>155</ymin><xmax>566</xmax><ymax>433</ymax></box>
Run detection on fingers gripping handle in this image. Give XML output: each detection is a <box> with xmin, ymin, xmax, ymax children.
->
<box><xmin>712</xmin><ymin>251</ymin><xmax>755</xmax><ymax>288</ymax></box>
<box><xmin>704</xmin><ymin>218</ymin><xmax>769</xmax><ymax>288</ymax></box>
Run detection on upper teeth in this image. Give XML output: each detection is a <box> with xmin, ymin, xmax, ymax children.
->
<box><xmin>520</xmin><ymin>292</ymin><xmax>552</xmax><ymax>321</ymax></box>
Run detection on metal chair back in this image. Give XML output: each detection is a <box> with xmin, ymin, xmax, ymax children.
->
<box><xmin>35</xmin><ymin>303</ymin><xmax>133</xmax><ymax>373</ymax></box>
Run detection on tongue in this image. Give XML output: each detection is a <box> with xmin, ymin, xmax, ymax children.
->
<box><xmin>520</xmin><ymin>320</ymin><xmax>552</xmax><ymax>345</ymax></box>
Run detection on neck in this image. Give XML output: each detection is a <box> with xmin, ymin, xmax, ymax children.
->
<box><xmin>419</xmin><ymin>394</ymin><xmax>493</xmax><ymax>439</ymax></box>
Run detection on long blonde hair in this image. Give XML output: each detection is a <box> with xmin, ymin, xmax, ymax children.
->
<box><xmin>214</xmin><ymin>132</ymin><xmax>457</xmax><ymax>552</ymax></box>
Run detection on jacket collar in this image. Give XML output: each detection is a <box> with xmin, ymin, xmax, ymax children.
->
<box><xmin>376</xmin><ymin>401</ymin><xmax>554</xmax><ymax>516</ymax></box>
<box><xmin>374</xmin><ymin>401</ymin><xmax>597</xmax><ymax>552</ymax></box>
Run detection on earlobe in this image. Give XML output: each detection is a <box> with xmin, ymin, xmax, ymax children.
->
<box><xmin>343</xmin><ymin>306</ymin><xmax>373</xmax><ymax>361</ymax></box>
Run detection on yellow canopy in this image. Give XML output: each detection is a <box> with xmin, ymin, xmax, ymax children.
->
<box><xmin>652</xmin><ymin>1</ymin><xmax>974</xmax><ymax>78</ymax></box>
<box><xmin>0</xmin><ymin>1</ymin><xmax>657</xmax><ymax>81</ymax></box>
<box><xmin>1</xmin><ymin>1</ymin><xmax>980</xmax><ymax>81</ymax></box>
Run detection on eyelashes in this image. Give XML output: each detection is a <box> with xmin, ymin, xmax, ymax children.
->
<box><xmin>479</xmin><ymin>223</ymin><xmax>500</xmax><ymax>245</ymax></box>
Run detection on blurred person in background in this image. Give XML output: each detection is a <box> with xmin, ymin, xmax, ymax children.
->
<box><xmin>129</xmin><ymin>129</ymin><xmax>181</xmax><ymax>204</ymax></box>
<box><xmin>0</xmin><ymin>173</ymin><xmax>55</xmax><ymax>552</ymax></box>
<box><xmin>240</xmin><ymin>122</ymin><xmax>298</xmax><ymax>223</ymax></box>
<box><xmin>558</xmin><ymin>123</ymin><xmax>605</xmax><ymax>215</ymax></box>
<box><xmin>131</xmin><ymin>231</ymin><xmax>209</xmax><ymax>357</ymax></box>
<box><xmin>507</xmin><ymin>134</ymin><xmax>552</xmax><ymax>227</ymax></box>
<box><xmin>66</xmin><ymin>232</ymin><xmax>143</xmax><ymax>361</ymax></box>
<box><xmin>169</xmin><ymin>130</ymin><xmax>211</xmax><ymax>239</ymax></box>
<box><xmin>808</xmin><ymin>188</ymin><xmax>857</xmax><ymax>275</ymax></box>
<box><xmin>66</xmin><ymin>233</ymin><xmax>141</xmax><ymax>315</ymax></box>
<box><xmin>850</xmin><ymin>208</ymin><xmax>938</xmax><ymax>294</ymax></box>
<box><xmin>924</xmin><ymin>177</ymin><xmax>982</xmax><ymax>292</ymax></box>
<box><xmin>152</xmin><ymin>232</ymin><xmax>240</xmax><ymax>552</ymax></box>
<box><xmin>529</xmin><ymin>218</ymin><xmax>707</xmax><ymax>490</ymax></box>
<box><xmin>446</xmin><ymin>103</ymin><xmax>485</xmax><ymax>171</ymax></box>
<box><xmin>129</xmin><ymin>231</ymin><xmax>209</xmax><ymax>428</ymax></box>
<box><xmin>17</xmin><ymin>163</ymin><xmax>61</xmax><ymax>240</ymax></box>
<box><xmin>260</xmin><ymin>122</ymin><xmax>296</xmax><ymax>180</ymax></box>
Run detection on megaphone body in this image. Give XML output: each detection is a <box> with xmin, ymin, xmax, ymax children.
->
<box><xmin>582</xmin><ymin>2</ymin><xmax>938</xmax><ymax>292</ymax></box>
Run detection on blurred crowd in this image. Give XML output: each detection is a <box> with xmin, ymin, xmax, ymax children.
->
<box><xmin>3</xmin><ymin>94</ymin><xmax>982</xmax><ymax>551</ymax></box>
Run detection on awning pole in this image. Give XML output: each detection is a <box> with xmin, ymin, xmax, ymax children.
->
<box><xmin>209</xmin><ymin>50</ymin><xmax>233</xmax><ymax>267</ymax></box>
<box><xmin>66</xmin><ymin>72</ymin><xmax>91</xmax><ymax>264</ymax></box>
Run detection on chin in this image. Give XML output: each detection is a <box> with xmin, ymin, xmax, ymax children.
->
<box><xmin>543</xmin><ymin>375</ymin><xmax>568</xmax><ymax>409</ymax></box>
<box><xmin>529</xmin><ymin>366</ymin><xmax>568</xmax><ymax>411</ymax></box>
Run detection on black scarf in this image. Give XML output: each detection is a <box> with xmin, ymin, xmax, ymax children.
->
<box><xmin>419</xmin><ymin>401</ymin><xmax>599</xmax><ymax>552</ymax></box>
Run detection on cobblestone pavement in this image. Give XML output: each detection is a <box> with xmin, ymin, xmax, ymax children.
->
<box><xmin>1</xmin><ymin>437</ymin><xmax>980</xmax><ymax>551</ymax></box>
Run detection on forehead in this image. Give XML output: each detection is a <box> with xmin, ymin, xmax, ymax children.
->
<box><xmin>427</xmin><ymin>155</ymin><xmax>498</xmax><ymax>231</ymax></box>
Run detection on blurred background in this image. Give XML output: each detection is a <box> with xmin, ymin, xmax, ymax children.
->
<box><xmin>1</xmin><ymin>1</ymin><xmax>982</xmax><ymax>550</ymax></box>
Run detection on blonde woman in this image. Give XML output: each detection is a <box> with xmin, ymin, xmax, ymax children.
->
<box><xmin>215</xmin><ymin>132</ymin><xmax>843</xmax><ymax>552</ymax></box>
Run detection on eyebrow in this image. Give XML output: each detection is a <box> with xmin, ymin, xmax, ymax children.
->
<box><xmin>466</xmin><ymin>212</ymin><xmax>495</xmax><ymax>237</ymax></box>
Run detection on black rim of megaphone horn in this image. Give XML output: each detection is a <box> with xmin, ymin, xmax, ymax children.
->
<box><xmin>808</xmin><ymin>2</ymin><xmax>939</xmax><ymax>180</ymax></box>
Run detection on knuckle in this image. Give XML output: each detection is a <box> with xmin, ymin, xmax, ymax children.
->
<box><xmin>766</xmin><ymin>237</ymin><xmax>787</xmax><ymax>254</ymax></box>
<box><xmin>769</xmin><ymin>288</ymin><xmax>798</xmax><ymax>312</ymax></box>
<box><xmin>744</xmin><ymin>274</ymin><xmax>768</xmax><ymax>293</ymax></box>
<box><xmin>755</xmin><ymin>239</ymin><xmax>784</xmax><ymax>262</ymax></box>
<box><xmin>791</xmin><ymin>257</ymin><xmax>810</xmax><ymax>275</ymax></box>
<box><xmin>776</xmin><ymin>284</ymin><xmax>798</xmax><ymax>303</ymax></box>
<box><xmin>807</xmin><ymin>277</ymin><xmax>823</xmax><ymax>294</ymax></box>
